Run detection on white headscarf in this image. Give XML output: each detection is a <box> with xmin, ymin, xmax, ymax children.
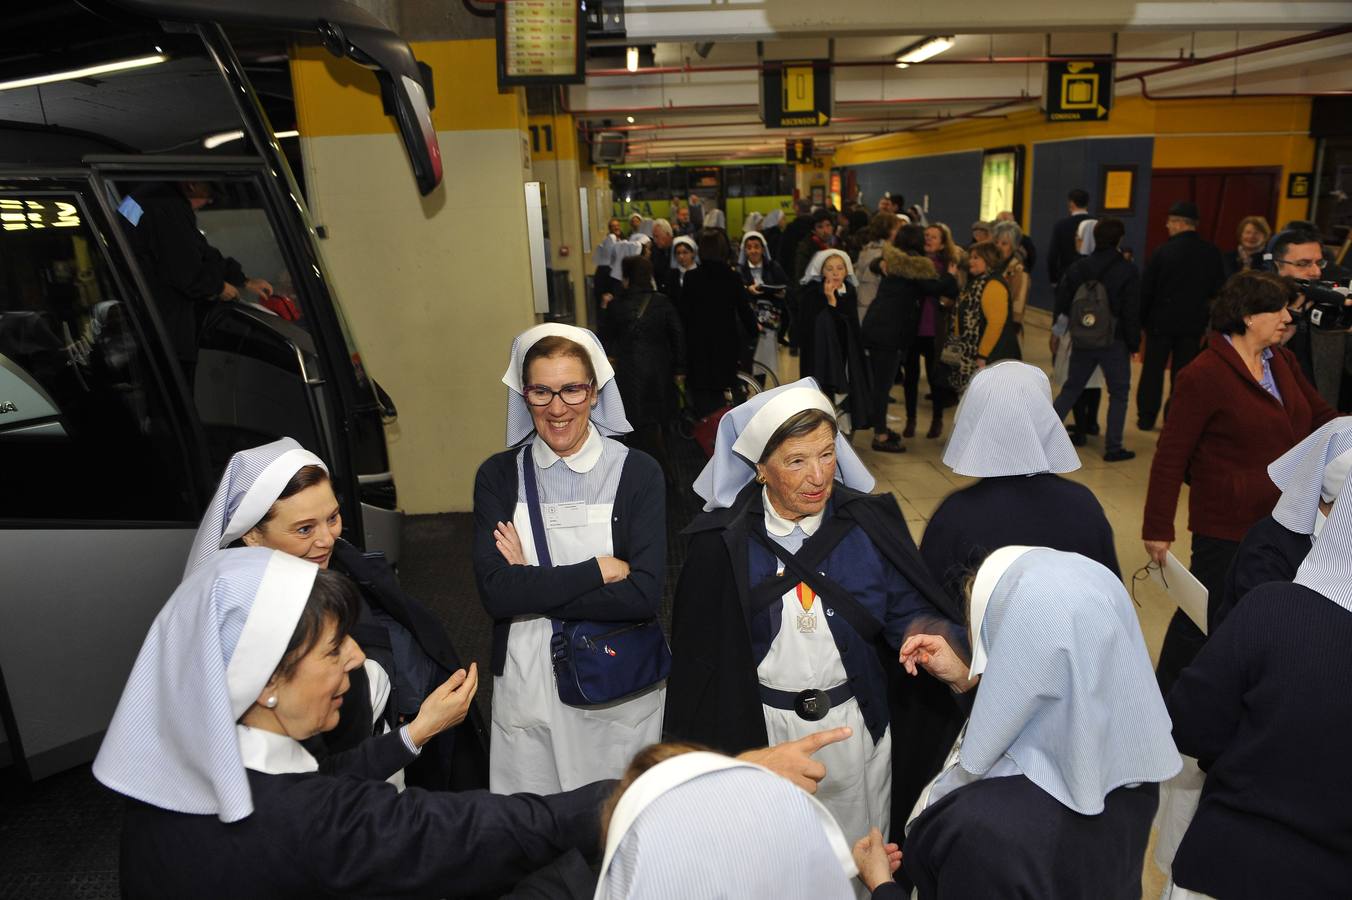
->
<box><xmin>670</xmin><ymin>235</ymin><xmax>698</xmax><ymax>270</ymax></box>
<box><xmin>1268</xmin><ymin>416</ymin><xmax>1352</xmax><ymax>536</ymax></box>
<box><xmin>944</xmin><ymin>548</ymin><xmax>1180</xmax><ymax>814</ymax></box>
<box><xmin>799</xmin><ymin>248</ymin><xmax>857</xmax><ymax>286</ymax></box>
<box><xmin>942</xmin><ymin>361</ymin><xmax>1081</xmax><ymax>477</ymax></box>
<box><xmin>630</xmin><ymin>232</ymin><xmax>651</xmax><ymax>248</ymax></box>
<box><xmin>501</xmin><ymin>323</ymin><xmax>631</xmax><ymax>447</ymax></box>
<box><xmin>93</xmin><ymin>548</ymin><xmax>318</xmax><ymax>822</ymax></box>
<box><xmin>742</xmin><ymin>211</ymin><xmax>764</xmax><ymax>235</ymax></box>
<box><xmin>703</xmin><ymin>208</ymin><xmax>726</xmax><ymax>230</ymax></box>
<box><xmin>760</xmin><ymin>209</ymin><xmax>785</xmax><ymax>230</ymax></box>
<box><xmin>1294</xmin><ymin>432</ymin><xmax>1352</xmax><ymax>613</ymax></box>
<box><xmin>184</xmin><ymin>437</ymin><xmax>329</xmax><ymax>577</ymax></box>
<box><xmin>594</xmin><ymin>752</ymin><xmax>855</xmax><ymax>900</ymax></box>
<box><xmin>692</xmin><ymin>378</ymin><xmax>873</xmax><ymax>511</ymax></box>
<box><xmin>738</xmin><ymin>230</ymin><xmax>772</xmax><ymax>266</ymax></box>
<box><xmin>595</xmin><ymin>232</ymin><xmax>619</xmax><ymax>269</ymax></box>
<box><xmin>1077</xmin><ymin>218</ymin><xmax>1099</xmax><ymax>255</ymax></box>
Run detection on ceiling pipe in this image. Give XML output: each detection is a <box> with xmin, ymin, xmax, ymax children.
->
<box><xmin>584</xmin><ymin>54</ymin><xmax>1186</xmax><ymax>78</ymax></box>
<box><xmin>566</xmin><ymin>95</ymin><xmax>1032</xmax><ymax>117</ymax></box>
<box><xmin>1114</xmin><ymin>24</ymin><xmax>1352</xmax><ymax>82</ymax></box>
<box><xmin>1130</xmin><ymin>75</ymin><xmax>1352</xmax><ymax>101</ymax></box>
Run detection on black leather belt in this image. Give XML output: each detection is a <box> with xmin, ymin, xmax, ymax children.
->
<box><xmin>758</xmin><ymin>683</ymin><xmax>853</xmax><ymax>722</ymax></box>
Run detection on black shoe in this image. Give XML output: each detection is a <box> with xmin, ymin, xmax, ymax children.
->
<box><xmin>1137</xmin><ymin>418</ymin><xmax>1154</xmax><ymax>431</ymax></box>
<box><xmin>1104</xmin><ymin>448</ymin><xmax>1136</xmax><ymax>463</ymax></box>
<box><xmin>871</xmin><ymin>434</ymin><xmax>907</xmax><ymax>453</ymax></box>
<box><xmin>1068</xmin><ymin>430</ymin><xmax>1088</xmax><ymax>447</ymax></box>
<box><xmin>1084</xmin><ymin>423</ymin><xmax>1101</xmax><ymax>436</ymax></box>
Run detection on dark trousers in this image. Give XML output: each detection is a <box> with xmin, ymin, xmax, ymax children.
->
<box><xmin>1155</xmin><ymin>533</ymin><xmax>1240</xmax><ymax>696</ymax></box>
<box><xmin>902</xmin><ymin>335</ymin><xmax>945</xmax><ymax>422</ymax></box>
<box><xmin>867</xmin><ymin>348</ymin><xmax>903</xmax><ymax>435</ymax></box>
<box><xmin>1137</xmin><ymin>332</ymin><xmax>1202</xmax><ymax>427</ymax></box>
<box><xmin>1071</xmin><ymin>389</ymin><xmax>1101</xmax><ymax>434</ymax></box>
<box><xmin>1053</xmin><ymin>342</ymin><xmax>1132</xmax><ymax>452</ymax></box>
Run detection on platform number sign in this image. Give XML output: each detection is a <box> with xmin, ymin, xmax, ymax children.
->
<box><xmin>786</xmin><ymin>139</ymin><xmax>815</xmax><ymax>163</ymax></box>
<box><xmin>1045</xmin><ymin>58</ymin><xmax>1114</xmax><ymax>122</ymax></box>
<box><xmin>762</xmin><ymin>60</ymin><xmax>832</xmax><ymax>129</ymax></box>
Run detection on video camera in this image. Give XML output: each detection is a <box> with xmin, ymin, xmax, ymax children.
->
<box><xmin>1292</xmin><ymin>279</ymin><xmax>1352</xmax><ymax>331</ymax></box>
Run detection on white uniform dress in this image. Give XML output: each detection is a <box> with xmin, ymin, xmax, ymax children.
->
<box><xmin>489</xmin><ymin>426</ymin><xmax>665</xmax><ymax>795</ymax></box>
<box><xmin>756</xmin><ymin>491</ymin><xmax>892</xmax><ymax>851</ymax></box>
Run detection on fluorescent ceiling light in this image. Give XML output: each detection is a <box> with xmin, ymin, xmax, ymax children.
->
<box><xmin>626</xmin><ymin>46</ymin><xmax>639</xmax><ymax>72</ymax></box>
<box><xmin>895</xmin><ymin>35</ymin><xmax>955</xmax><ymax>69</ymax></box>
<box><xmin>626</xmin><ymin>116</ymin><xmax>635</xmax><ymax>123</ymax></box>
<box><xmin>203</xmin><ymin>129</ymin><xmax>299</xmax><ymax>150</ymax></box>
<box><xmin>0</xmin><ymin>54</ymin><xmax>169</xmax><ymax>92</ymax></box>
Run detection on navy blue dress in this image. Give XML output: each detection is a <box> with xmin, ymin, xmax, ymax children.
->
<box><xmin>1210</xmin><ymin>514</ymin><xmax>1311</xmax><ymax>630</ymax></box>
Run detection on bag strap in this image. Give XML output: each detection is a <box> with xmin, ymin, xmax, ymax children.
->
<box><xmin>748</xmin><ymin>525</ymin><xmax>885</xmax><ymax>643</ymax></box>
<box><xmin>519</xmin><ymin>446</ymin><xmax>553</xmax><ymax>567</ymax></box>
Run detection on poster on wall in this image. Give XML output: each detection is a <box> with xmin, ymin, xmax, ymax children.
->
<box><xmin>1099</xmin><ymin>165</ymin><xmax>1137</xmax><ymax>214</ymax></box>
<box><xmin>980</xmin><ymin>150</ymin><xmax>1018</xmax><ymax>222</ymax></box>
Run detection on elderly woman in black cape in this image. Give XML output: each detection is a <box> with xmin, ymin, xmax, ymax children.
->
<box><xmin>663</xmin><ymin>378</ymin><xmax>966</xmax><ymax>845</ymax></box>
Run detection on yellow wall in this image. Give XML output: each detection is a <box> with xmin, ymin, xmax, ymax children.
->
<box><xmin>833</xmin><ymin>95</ymin><xmax>1316</xmax><ymax>226</ymax></box>
<box><xmin>292</xmin><ymin>39</ymin><xmax>538</xmax><ymax>513</ymax></box>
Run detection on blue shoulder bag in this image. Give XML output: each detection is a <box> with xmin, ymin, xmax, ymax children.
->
<box><xmin>520</xmin><ymin>448</ymin><xmax>671</xmax><ymax>706</ymax></box>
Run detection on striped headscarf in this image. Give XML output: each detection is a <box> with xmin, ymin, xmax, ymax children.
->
<box><xmin>184</xmin><ymin>437</ymin><xmax>328</xmax><ymax>577</ymax></box>
<box><xmin>943</xmin><ymin>360</ymin><xmax>1081</xmax><ymax>477</ymax></box>
<box><xmin>1268</xmin><ymin>416</ymin><xmax>1352</xmax><ymax>536</ymax></box>
<box><xmin>502</xmin><ymin>323</ymin><xmax>631</xmax><ymax>447</ymax></box>
<box><xmin>1295</xmin><ymin>446</ymin><xmax>1352</xmax><ymax>613</ymax></box>
<box><xmin>94</xmin><ymin>549</ymin><xmax>317</xmax><ymax>822</ymax></box>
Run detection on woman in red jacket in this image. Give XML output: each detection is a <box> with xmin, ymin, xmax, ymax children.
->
<box><xmin>1143</xmin><ymin>271</ymin><xmax>1335</xmax><ymax>693</ymax></box>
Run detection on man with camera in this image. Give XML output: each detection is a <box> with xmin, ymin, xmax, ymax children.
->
<box><xmin>1270</xmin><ymin>227</ymin><xmax>1352</xmax><ymax>410</ymax></box>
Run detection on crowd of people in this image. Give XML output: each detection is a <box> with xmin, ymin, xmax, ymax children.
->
<box><xmin>91</xmin><ymin>181</ymin><xmax>1352</xmax><ymax>898</ymax></box>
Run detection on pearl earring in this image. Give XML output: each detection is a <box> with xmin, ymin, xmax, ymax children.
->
<box><xmin>264</xmin><ymin>696</ymin><xmax>278</xmax><ymax>709</ymax></box>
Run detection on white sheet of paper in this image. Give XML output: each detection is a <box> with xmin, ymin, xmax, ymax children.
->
<box><xmin>1150</xmin><ymin>551</ymin><xmax>1209</xmax><ymax>635</ymax></box>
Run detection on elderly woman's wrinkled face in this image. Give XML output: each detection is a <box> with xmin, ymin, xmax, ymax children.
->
<box><xmin>266</xmin><ymin>616</ymin><xmax>365</xmax><ymax>740</ymax></box>
<box><xmin>675</xmin><ymin>244</ymin><xmax>695</xmax><ymax>268</ymax></box>
<box><xmin>608</xmin><ymin>218</ymin><xmax>623</xmax><ymax>237</ymax></box>
<box><xmin>1244</xmin><ymin>305</ymin><xmax>1293</xmax><ymax>348</ymax></box>
<box><xmin>995</xmin><ymin>234</ymin><xmax>1016</xmax><ymax>259</ymax></box>
<box><xmin>744</xmin><ymin>237</ymin><xmax>765</xmax><ymax>265</ymax></box>
<box><xmin>243</xmin><ymin>481</ymin><xmax>342</xmax><ymax>569</ymax></box>
<box><xmin>924</xmin><ymin>227</ymin><xmax>943</xmax><ymax>254</ymax></box>
<box><xmin>1240</xmin><ymin>223</ymin><xmax>1267</xmax><ymax>251</ymax></box>
<box><xmin>822</xmin><ymin>256</ymin><xmax>847</xmax><ymax>284</ymax></box>
<box><xmin>757</xmin><ymin>422</ymin><xmax>837</xmax><ymax>520</ymax></box>
<box><xmin>526</xmin><ymin>353</ymin><xmax>595</xmax><ymax>458</ymax></box>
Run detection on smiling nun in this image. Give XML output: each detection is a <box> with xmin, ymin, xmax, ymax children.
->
<box><xmin>663</xmin><ymin>378</ymin><xmax>966</xmax><ymax>845</ymax></box>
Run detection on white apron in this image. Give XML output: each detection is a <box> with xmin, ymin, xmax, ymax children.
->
<box><xmin>489</xmin><ymin>493</ymin><xmax>665</xmax><ymax>795</ymax></box>
<box><xmin>1052</xmin><ymin>333</ymin><xmax>1105</xmax><ymax>391</ymax></box>
<box><xmin>757</xmin><ymin>570</ymin><xmax>891</xmax><ymax>849</ymax></box>
<box><xmin>1153</xmin><ymin>754</ymin><xmax>1205</xmax><ymax>874</ymax></box>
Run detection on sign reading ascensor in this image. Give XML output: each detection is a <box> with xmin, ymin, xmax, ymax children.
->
<box><xmin>1045</xmin><ymin>58</ymin><xmax>1114</xmax><ymax>122</ymax></box>
<box><xmin>762</xmin><ymin>60</ymin><xmax>832</xmax><ymax>128</ymax></box>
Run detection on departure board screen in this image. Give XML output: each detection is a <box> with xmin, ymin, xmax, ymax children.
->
<box><xmin>496</xmin><ymin>0</ymin><xmax>586</xmax><ymax>86</ymax></box>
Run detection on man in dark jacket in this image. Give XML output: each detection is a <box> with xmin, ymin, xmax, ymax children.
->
<box><xmin>1136</xmin><ymin>201</ymin><xmax>1226</xmax><ymax>430</ymax></box>
<box><xmin>1051</xmin><ymin>217</ymin><xmax>1141</xmax><ymax>462</ymax></box>
<box><xmin>779</xmin><ymin>199</ymin><xmax>815</xmax><ymax>278</ymax></box>
<box><xmin>1046</xmin><ymin>188</ymin><xmax>1091</xmax><ymax>287</ymax></box>
<box><xmin>793</xmin><ymin>209</ymin><xmax>837</xmax><ymax>284</ymax></box>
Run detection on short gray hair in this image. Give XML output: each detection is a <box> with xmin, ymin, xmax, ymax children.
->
<box><xmin>652</xmin><ymin>218</ymin><xmax>672</xmax><ymax>237</ymax></box>
<box><xmin>991</xmin><ymin>220</ymin><xmax>1023</xmax><ymax>246</ymax></box>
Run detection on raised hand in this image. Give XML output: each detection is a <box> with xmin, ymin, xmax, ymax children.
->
<box><xmin>406</xmin><ymin>663</ymin><xmax>479</xmax><ymax>748</ymax></box>
<box><xmin>900</xmin><ymin>633</ymin><xmax>977</xmax><ymax>692</ymax></box>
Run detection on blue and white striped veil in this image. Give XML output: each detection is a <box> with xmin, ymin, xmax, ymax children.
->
<box><xmin>1296</xmin><ymin>443</ymin><xmax>1352</xmax><ymax>614</ymax></box>
<box><xmin>93</xmin><ymin>549</ymin><xmax>317</xmax><ymax>822</ymax></box>
<box><xmin>502</xmin><ymin>323</ymin><xmax>631</xmax><ymax>448</ymax></box>
<box><xmin>183</xmin><ymin>437</ymin><xmax>328</xmax><ymax>577</ymax></box>
<box><xmin>955</xmin><ymin>548</ymin><xmax>1180</xmax><ymax>814</ymax></box>
<box><xmin>1268</xmin><ymin>416</ymin><xmax>1352</xmax><ymax>536</ymax></box>
<box><xmin>943</xmin><ymin>360</ymin><xmax>1081</xmax><ymax>477</ymax></box>
<box><xmin>595</xmin><ymin>752</ymin><xmax>855</xmax><ymax>900</ymax></box>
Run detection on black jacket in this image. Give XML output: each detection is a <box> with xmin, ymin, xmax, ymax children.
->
<box><xmin>599</xmin><ymin>289</ymin><xmax>685</xmax><ymax>428</ymax></box>
<box><xmin>472</xmin><ymin>445</ymin><xmax>666</xmax><ymax>675</ymax></box>
<box><xmin>1140</xmin><ymin>230</ymin><xmax>1226</xmax><ymax>336</ymax></box>
<box><xmin>663</xmin><ymin>481</ymin><xmax>967</xmax><ymax>838</ymax></box>
<box><xmin>1047</xmin><ymin>211</ymin><xmax>1090</xmax><ymax>285</ymax></box>
<box><xmin>678</xmin><ymin>263</ymin><xmax>756</xmax><ymax>391</ymax></box>
<box><xmin>801</xmin><ymin>280</ymin><xmax>871</xmax><ymax>429</ymax></box>
<box><xmin>861</xmin><ymin>249</ymin><xmax>957</xmax><ymax>353</ymax></box>
<box><xmin>1053</xmin><ymin>248</ymin><xmax>1143</xmax><ymax>352</ymax></box>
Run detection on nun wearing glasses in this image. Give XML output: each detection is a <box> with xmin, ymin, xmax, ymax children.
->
<box><xmin>663</xmin><ymin>378</ymin><xmax>965</xmax><ymax>849</ymax></box>
<box><xmin>184</xmin><ymin>437</ymin><xmax>486</xmax><ymax>790</ymax></box>
<box><xmin>890</xmin><ymin>548</ymin><xmax>1179</xmax><ymax>898</ymax></box>
<box><xmin>919</xmin><ymin>361</ymin><xmax>1119</xmax><ymax>606</ymax></box>
<box><xmin>473</xmin><ymin>323</ymin><xmax>668</xmax><ymax>796</ymax></box>
<box><xmin>1211</xmin><ymin>416</ymin><xmax>1352</xmax><ymax>629</ymax></box>
<box><xmin>96</xmin><ymin>549</ymin><xmax>609</xmax><ymax>898</ymax></box>
<box><xmin>1164</xmin><ymin>446</ymin><xmax>1352</xmax><ymax>899</ymax></box>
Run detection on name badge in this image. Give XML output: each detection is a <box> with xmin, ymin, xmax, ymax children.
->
<box><xmin>543</xmin><ymin>501</ymin><xmax>588</xmax><ymax>529</ymax></box>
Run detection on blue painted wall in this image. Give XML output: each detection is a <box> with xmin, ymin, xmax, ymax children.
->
<box><xmin>847</xmin><ymin>150</ymin><xmax>985</xmax><ymax>239</ymax></box>
<box><xmin>1028</xmin><ymin>137</ymin><xmax>1155</xmax><ymax>310</ymax></box>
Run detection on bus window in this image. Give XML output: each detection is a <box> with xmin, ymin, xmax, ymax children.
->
<box><xmin>0</xmin><ymin>192</ymin><xmax>196</xmax><ymax>522</ymax></box>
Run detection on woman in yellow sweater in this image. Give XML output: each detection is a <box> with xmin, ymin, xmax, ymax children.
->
<box><xmin>944</xmin><ymin>242</ymin><xmax>1019</xmax><ymax>393</ymax></box>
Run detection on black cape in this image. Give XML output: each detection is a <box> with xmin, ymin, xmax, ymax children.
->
<box><xmin>662</xmin><ymin>481</ymin><xmax>967</xmax><ymax>837</ymax></box>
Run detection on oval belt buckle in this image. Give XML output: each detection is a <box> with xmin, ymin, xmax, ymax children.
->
<box><xmin>794</xmin><ymin>688</ymin><xmax>831</xmax><ymax>722</ymax></box>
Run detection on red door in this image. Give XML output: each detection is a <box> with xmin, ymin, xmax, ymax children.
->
<box><xmin>1144</xmin><ymin>168</ymin><xmax>1280</xmax><ymax>257</ymax></box>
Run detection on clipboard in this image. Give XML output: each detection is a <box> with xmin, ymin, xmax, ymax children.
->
<box><xmin>1149</xmin><ymin>551</ymin><xmax>1209</xmax><ymax>635</ymax></box>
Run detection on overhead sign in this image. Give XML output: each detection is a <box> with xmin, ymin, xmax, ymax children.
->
<box><xmin>763</xmin><ymin>60</ymin><xmax>831</xmax><ymax>129</ymax></box>
<box><xmin>1045</xmin><ymin>58</ymin><xmax>1113</xmax><ymax>122</ymax></box>
<box><xmin>786</xmin><ymin>139</ymin><xmax>814</xmax><ymax>163</ymax></box>
<box><xmin>496</xmin><ymin>0</ymin><xmax>586</xmax><ymax>86</ymax></box>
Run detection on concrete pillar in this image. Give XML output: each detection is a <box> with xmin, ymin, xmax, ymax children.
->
<box><xmin>526</xmin><ymin>109</ymin><xmax>590</xmax><ymax>328</ymax></box>
<box><xmin>291</xmin><ymin>38</ymin><xmax>537</xmax><ymax>512</ymax></box>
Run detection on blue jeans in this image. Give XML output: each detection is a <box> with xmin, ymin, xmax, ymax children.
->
<box><xmin>1053</xmin><ymin>341</ymin><xmax>1132</xmax><ymax>452</ymax></box>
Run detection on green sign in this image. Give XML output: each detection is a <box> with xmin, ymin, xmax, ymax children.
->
<box><xmin>762</xmin><ymin>60</ymin><xmax>831</xmax><ymax>129</ymax></box>
<box><xmin>1045</xmin><ymin>58</ymin><xmax>1113</xmax><ymax>122</ymax></box>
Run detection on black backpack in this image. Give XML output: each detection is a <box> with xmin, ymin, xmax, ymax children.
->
<box><xmin>1069</xmin><ymin>256</ymin><xmax>1122</xmax><ymax>350</ymax></box>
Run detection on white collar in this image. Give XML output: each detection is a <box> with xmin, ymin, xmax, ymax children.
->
<box><xmin>762</xmin><ymin>487</ymin><xmax>824</xmax><ymax>538</ymax></box>
<box><xmin>532</xmin><ymin>423</ymin><xmax>603</xmax><ymax>474</ymax></box>
<box><xmin>236</xmin><ymin>724</ymin><xmax>318</xmax><ymax>775</ymax></box>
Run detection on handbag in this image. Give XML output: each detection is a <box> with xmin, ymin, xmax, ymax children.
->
<box><xmin>939</xmin><ymin>342</ymin><xmax>965</xmax><ymax>367</ymax></box>
<box><xmin>520</xmin><ymin>448</ymin><xmax>671</xmax><ymax>706</ymax></box>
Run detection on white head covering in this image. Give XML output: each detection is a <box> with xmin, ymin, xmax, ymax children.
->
<box><xmin>742</xmin><ymin>211</ymin><xmax>764</xmax><ymax>235</ymax></box>
<box><xmin>610</xmin><ymin>239</ymin><xmax>644</xmax><ymax>272</ymax></box>
<box><xmin>761</xmin><ymin>208</ymin><xmax>784</xmax><ymax>230</ymax></box>
<box><xmin>671</xmin><ymin>235</ymin><xmax>698</xmax><ymax>269</ymax></box>
<box><xmin>630</xmin><ymin>232</ymin><xmax>651</xmax><ymax>247</ymax></box>
<box><xmin>800</xmin><ymin>248</ymin><xmax>857</xmax><ymax>286</ymax></box>
<box><xmin>942</xmin><ymin>361</ymin><xmax>1081</xmax><ymax>477</ymax></box>
<box><xmin>703</xmin><ymin>208</ymin><xmax>726</xmax><ymax>229</ymax></box>
<box><xmin>738</xmin><ymin>230</ymin><xmax>772</xmax><ymax>266</ymax></box>
<box><xmin>1295</xmin><ymin>471</ymin><xmax>1352</xmax><ymax>612</ymax></box>
<box><xmin>955</xmin><ymin>548</ymin><xmax>1181</xmax><ymax>814</ymax></box>
<box><xmin>595</xmin><ymin>751</ymin><xmax>854</xmax><ymax>900</ymax></box>
<box><xmin>184</xmin><ymin>437</ymin><xmax>328</xmax><ymax>577</ymax></box>
<box><xmin>693</xmin><ymin>377</ymin><xmax>873</xmax><ymax>511</ymax></box>
<box><xmin>94</xmin><ymin>548</ymin><xmax>318</xmax><ymax>822</ymax></box>
<box><xmin>501</xmin><ymin>323</ymin><xmax>631</xmax><ymax>447</ymax></box>
<box><xmin>595</xmin><ymin>232</ymin><xmax>619</xmax><ymax>269</ymax></box>
<box><xmin>1268</xmin><ymin>416</ymin><xmax>1352</xmax><ymax>535</ymax></box>
<box><xmin>1077</xmin><ymin>218</ymin><xmax>1099</xmax><ymax>255</ymax></box>
<box><xmin>896</xmin><ymin>213</ymin><xmax>912</xmax><ymax>225</ymax></box>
